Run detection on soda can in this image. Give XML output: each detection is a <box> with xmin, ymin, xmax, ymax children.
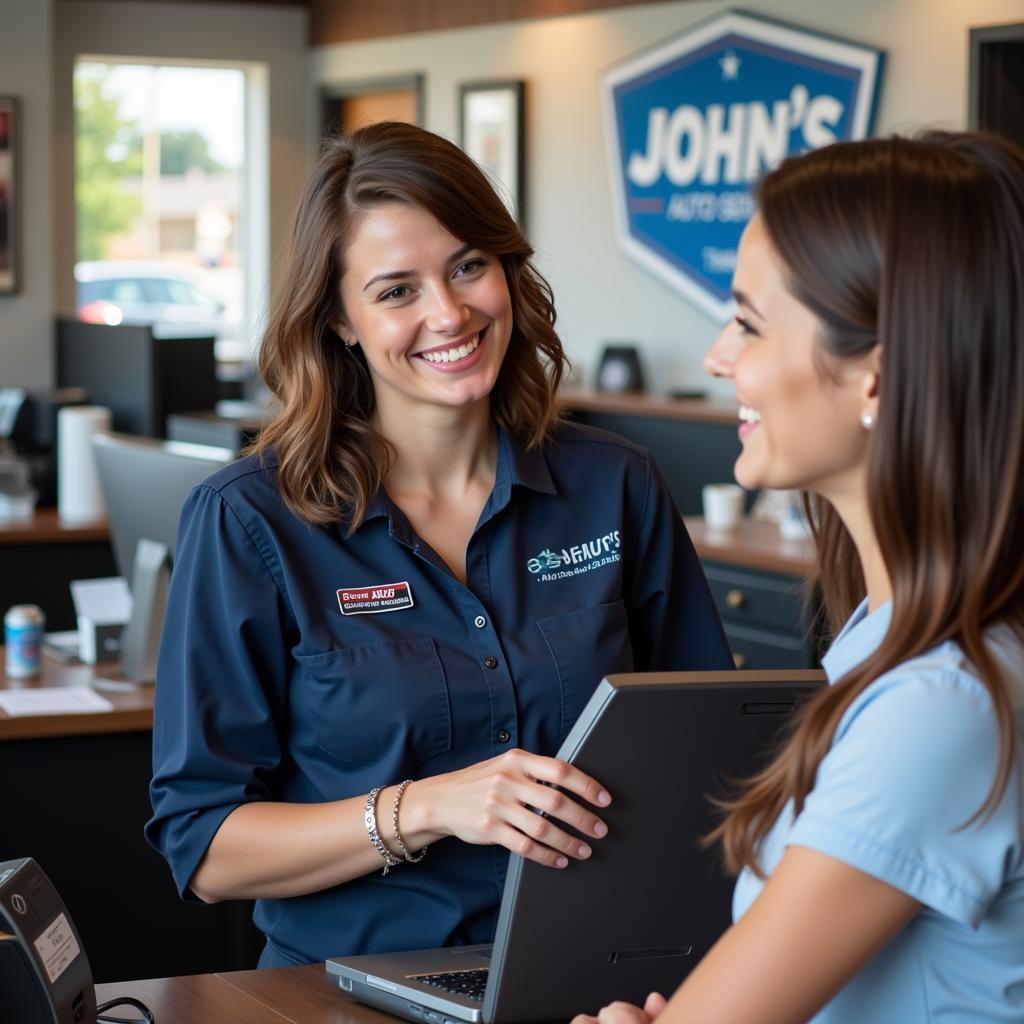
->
<box><xmin>5</xmin><ymin>604</ymin><xmax>45</xmax><ymax>679</ymax></box>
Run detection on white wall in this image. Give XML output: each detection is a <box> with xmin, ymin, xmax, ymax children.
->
<box><xmin>52</xmin><ymin>0</ymin><xmax>310</xmax><ymax>352</ymax></box>
<box><xmin>310</xmin><ymin>0</ymin><xmax>1024</xmax><ymax>396</ymax></box>
<box><xmin>0</xmin><ymin>0</ymin><xmax>54</xmax><ymax>388</ymax></box>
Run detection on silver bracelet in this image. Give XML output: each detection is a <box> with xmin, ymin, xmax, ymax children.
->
<box><xmin>391</xmin><ymin>779</ymin><xmax>428</xmax><ymax>864</ymax></box>
<box><xmin>364</xmin><ymin>786</ymin><xmax>401</xmax><ymax>875</ymax></box>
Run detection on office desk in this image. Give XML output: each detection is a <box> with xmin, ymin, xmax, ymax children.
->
<box><xmin>95</xmin><ymin>963</ymin><xmax>388</xmax><ymax>1023</ymax></box>
<box><xmin>683</xmin><ymin>516</ymin><xmax>819</xmax><ymax>670</ymax></box>
<box><xmin>0</xmin><ymin>509</ymin><xmax>116</xmax><ymax>631</ymax></box>
<box><xmin>0</xmin><ymin>653</ymin><xmax>262</xmax><ymax>983</ymax></box>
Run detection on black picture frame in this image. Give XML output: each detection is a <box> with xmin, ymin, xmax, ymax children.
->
<box><xmin>458</xmin><ymin>80</ymin><xmax>525</xmax><ymax>226</ymax></box>
<box><xmin>0</xmin><ymin>96</ymin><xmax>20</xmax><ymax>296</ymax></box>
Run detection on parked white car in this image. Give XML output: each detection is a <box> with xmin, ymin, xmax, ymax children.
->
<box><xmin>74</xmin><ymin>261</ymin><xmax>247</xmax><ymax>362</ymax></box>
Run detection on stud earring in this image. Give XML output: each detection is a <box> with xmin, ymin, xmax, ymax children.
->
<box><xmin>861</xmin><ymin>412</ymin><xmax>874</xmax><ymax>430</ymax></box>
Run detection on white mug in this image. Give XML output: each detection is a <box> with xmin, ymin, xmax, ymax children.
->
<box><xmin>702</xmin><ymin>483</ymin><xmax>745</xmax><ymax>531</ymax></box>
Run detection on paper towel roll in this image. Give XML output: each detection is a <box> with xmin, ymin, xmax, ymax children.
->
<box><xmin>58</xmin><ymin>405</ymin><xmax>112</xmax><ymax>522</ymax></box>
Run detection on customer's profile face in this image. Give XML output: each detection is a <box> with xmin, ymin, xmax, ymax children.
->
<box><xmin>333</xmin><ymin>202</ymin><xmax>513</xmax><ymax>419</ymax></box>
<box><xmin>704</xmin><ymin>214</ymin><xmax>874</xmax><ymax>501</ymax></box>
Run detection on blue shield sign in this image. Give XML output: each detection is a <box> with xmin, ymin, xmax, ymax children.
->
<box><xmin>602</xmin><ymin>12</ymin><xmax>883</xmax><ymax>320</ymax></box>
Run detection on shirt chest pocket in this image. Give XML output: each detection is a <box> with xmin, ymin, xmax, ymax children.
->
<box><xmin>537</xmin><ymin>599</ymin><xmax>635</xmax><ymax>743</ymax></box>
<box><xmin>295</xmin><ymin>637</ymin><xmax>452</xmax><ymax>766</ymax></box>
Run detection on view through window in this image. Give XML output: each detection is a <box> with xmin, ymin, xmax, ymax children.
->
<box><xmin>73</xmin><ymin>61</ymin><xmax>248</xmax><ymax>365</ymax></box>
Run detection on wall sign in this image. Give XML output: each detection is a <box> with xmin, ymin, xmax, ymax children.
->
<box><xmin>601</xmin><ymin>11</ymin><xmax>883</xmax><ymax>320</ymax></box>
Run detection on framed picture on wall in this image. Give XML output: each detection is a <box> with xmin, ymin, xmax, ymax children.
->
<box><xmin>459</xmin><ymin>80</ymin><xmax>525</xmax><ymax>225</ymax></box>
<box><xmin>0</xmin><ymin>96</ymin><xmax>19</xmax><ymax>295</ymax></box>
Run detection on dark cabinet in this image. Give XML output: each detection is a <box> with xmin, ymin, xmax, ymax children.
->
<box><xmin>703</xmin><ymin>562</ymin><xmax>817</xmax><ymax>669</ymax></box>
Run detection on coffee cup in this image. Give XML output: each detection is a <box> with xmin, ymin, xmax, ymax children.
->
<box><xmin>702</xmin><ymin>483</ymin><xmax>745</xmax><ymax>531</ymax></box>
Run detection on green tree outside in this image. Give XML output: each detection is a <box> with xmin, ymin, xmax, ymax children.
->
<box><xmin>74</xmin><ymin>68</ymin><xmax>143</xmax><ymax>262</ymax></box>
<box><xmin>160</xmin><ymin>130</ymin><xmax>225</xmax><ymax>176</ymax></box>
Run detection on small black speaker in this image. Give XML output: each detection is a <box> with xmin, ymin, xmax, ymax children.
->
<box><xmin>0</xmin><ymin>858</ymin><xmax>96</xmax><ymax>1023</ymax></box>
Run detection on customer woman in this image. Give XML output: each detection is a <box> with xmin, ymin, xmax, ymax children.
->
<box><xmin>574</xmin><ymin>131</ymin><xmax>1024</xmax><ymax>1023</ymax></box>
<box><xmin>146</xmin><ymin>121</ymin><xmax>731</xmax><ymax>967</ymax></box>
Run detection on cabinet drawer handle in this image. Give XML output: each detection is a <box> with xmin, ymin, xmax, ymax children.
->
<box><xmin>725</xmin><ymin>589</ymin><xmax>746</xmax><ymax>609</ymax></box>
<box><xmin>733</xmin><ymin>652</ymin><xmax>747</xmax><ymax>669</ymax></box>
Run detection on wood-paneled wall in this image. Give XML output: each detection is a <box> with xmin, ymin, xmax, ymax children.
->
<box><xmin>310</xmin><ymin>0</ymin><xmax>681</xmax><ymax>45</ymax></box>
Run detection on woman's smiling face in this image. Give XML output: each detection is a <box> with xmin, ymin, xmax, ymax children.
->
<box><xmin>704</xmin><ymin>213</ymin><xmax>876</xmax><ymax>502</ymax></box>
<box><xmin>335</xmin><ymin>201</ymin><xmax>514</xmax><ymax>416</ymax></box>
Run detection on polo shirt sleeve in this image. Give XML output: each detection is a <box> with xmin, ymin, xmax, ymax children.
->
<box><xmin>145</xmin><ymin>483</ymin><xmax>294</xmax><ymax>900</ymax></box>
<box><xmin>623</xmin><ymin>455</ymin><xmax>732</xmax><ymax>671</ymax></box>
<box><xmin>787</xmin><ymin>669</ymin><xmax>1020</xmax><ymax>927</ymax></box>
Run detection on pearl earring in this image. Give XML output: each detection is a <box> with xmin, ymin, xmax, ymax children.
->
<box><xmin>861</xmin><ymin>412</ymin><xmax>874</xmax><ymax>430</ymax></box>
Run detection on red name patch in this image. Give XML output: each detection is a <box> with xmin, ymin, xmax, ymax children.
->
<box><xmin>337</xmin><ymin>581</ymin><xmax>414</xmax><ymax>616</ymax></box>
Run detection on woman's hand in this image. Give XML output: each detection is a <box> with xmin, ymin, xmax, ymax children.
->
<box><xmin>401</xmin><ymin>748</ymin><xmax>611</xmax><ymax>868</ymax></box>
<box><xmin>572</xmin><ymin>992</ymin><xmax>668</xmax><ymax>1024</ymax></box>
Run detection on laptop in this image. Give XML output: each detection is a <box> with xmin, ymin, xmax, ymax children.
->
<box><xmin>326</xmin><ymin>669</ymin><xmax>825</xmax><ymax>1023</ymax></box>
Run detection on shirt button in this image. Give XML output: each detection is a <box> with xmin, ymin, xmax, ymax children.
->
<box><xmin>497</xmin><ymin>728</ymin><xmax>511</xmax><ymax>743</ymax></box>
<box><xmin>474</xmin><ymin>615</ymin><xmax>487</xmax><ymax>628</ymax></box>
<box><xmin>483</xmin><ymin>656</ymin><xmax>498</xmax><ymax>669</ymax></box>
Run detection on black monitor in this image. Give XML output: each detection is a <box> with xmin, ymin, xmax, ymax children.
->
<box><xmin>57</xmin><ymin>318</ymin><xmax>218</xmax><ymax>438</ymax></box>
<box><xmin>91</xmin><ymin>431</ymin><xmax>234</xmax><ymax>682</ymax></box>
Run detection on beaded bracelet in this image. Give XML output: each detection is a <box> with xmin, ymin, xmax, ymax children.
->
<box><xmin>391</xmin><ymin>779</ymin><xmax>428</xmax><ymax>864</ymax></box>
<box><xmin>364</xmin><ymin>786</ymin><xmax>401</xmax><ymax>875</ymax></box>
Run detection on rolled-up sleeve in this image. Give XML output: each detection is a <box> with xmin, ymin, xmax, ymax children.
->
<box><xmin>624</xmin><ymin>456</ymin><xmax>732</xmax><ymax>671</ymax></box>
<box><xmin>145</xmin><ymin>483</ymin><xmax>294</xmax><ymax>900</ymax></box>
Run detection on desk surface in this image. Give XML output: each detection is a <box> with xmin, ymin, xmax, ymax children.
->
<box><xmin>684</xmin><ymin>516</ymin><xmax>815</xmax><ymax>577</ymax></box>
<box><xmin>0</xmin><ymin>653</ymin><xmax>153</xmax><ymax>741</ymax></box>
<box><xmin>0</xmin><ymin>507</ymin><xmax>108</xmax><ymax>544</ymax></box>
<box><xmin>560</xmin><ymin>388</ymin><xmax>739</xmax><ymax>426</ymax></box>
<box><xmin>95</xmin><ymin>963</ymin><xmax>391</xmax><ymax>1024</ymax></box>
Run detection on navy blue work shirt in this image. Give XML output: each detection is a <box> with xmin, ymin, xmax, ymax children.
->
<box><xmin>146</xmin><ymin>420</ymin><xmax>731</xmax><ymax>966</ymax></box>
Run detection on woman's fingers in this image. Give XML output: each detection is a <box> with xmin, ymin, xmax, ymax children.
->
<box><xmin>500</xmin><ymin>795</ymin><xmax>596</xmax><ymax>861</ymax></box>
<box><xmin>599</xmin><ymin>1001</ymin><xmax>655</xmax><ymax>1024</ymax></box>
<box><xmin>643</xmin><ymin>992</ymin><xmax>667</xmax><ymax>1018</ymax></box>
<box><xmin>571</xmin><ymin>1003</ymin><xmax>655</xmax><ymax>1024</ymax></box>
<box><xmin>486</xmin><ymin>820</ymin><xmax>572</xmax><ymax>868</ymax></box>
<box><xmin>509</xmin><ymin>774</ymin><xmax>609</xmax><ymax>840</ymax></box>
<box><xmin>508</xmin><ymin>749</ymin><xmax>612</xmax><ymax>809</ymax></box>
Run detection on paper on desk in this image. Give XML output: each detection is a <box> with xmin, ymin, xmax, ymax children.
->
<box><xmin>69</xmin><ymin>577</ymin><xmax>132</xmax><ymax>623</ymax></box>
<box><xmin>0</xmin><ymin>687</ymin><xmax>114</xmax><ymax>716</ymax></box>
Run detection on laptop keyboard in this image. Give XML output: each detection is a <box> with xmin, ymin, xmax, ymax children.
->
<box><xmin>414</xmin><ymin>968</ymin><xmax>490</xmax><ymax>1001</ymax></box>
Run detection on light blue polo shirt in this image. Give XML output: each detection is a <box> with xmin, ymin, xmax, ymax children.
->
<box><xmin>733</xmin><ymin>600</ymin><xmax>1024</xmax><ymax>1022</ymax></box>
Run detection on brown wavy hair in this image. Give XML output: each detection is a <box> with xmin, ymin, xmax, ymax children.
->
<box><xmin>251</xmin><ymin>121</ymin><xmax>567</xmax><ymax>528</ymax></box>
<box><xmin>713</xmin><ymin>131</ymin><xmax>1024</xmax><ymax>876</ymax></box>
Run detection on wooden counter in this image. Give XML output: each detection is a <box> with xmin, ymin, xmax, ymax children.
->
<box><xmin>559</xmin><ymin>387</ymin><xmax>739</xmax><ymax>425</ymax></box>
<box><xmin>0</xmin><ymin>508</ymin><xmax>116</xmax><ymax>632</ymax></box>
<box><xmin>684</xmin><ymin>516</ymin><xmax>816</xmax><ymax>577</ymax></box>
<box><xmin>0</xmin><ymin>507</ymin><xmax>108</xmax><ymax>544</ymax></box>
<box><xmin>0</xmin><ymin>652</ymin><xmax>153</xmax><ymax>741</ymax></box>
<box><xmin>0</xmin><ymin>652</ymin><xmax>260</xmax><ymax>982</ymax></box>
<box><xmin>95</xmin><ymin>963</ymin><xmax>386</xmax><ymax>1024</ymax></box>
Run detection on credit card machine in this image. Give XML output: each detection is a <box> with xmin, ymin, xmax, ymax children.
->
<box><xmin>0</xmin><ymin>858</ymin><xmax>96</xmax><ymax>1023</ymax></box>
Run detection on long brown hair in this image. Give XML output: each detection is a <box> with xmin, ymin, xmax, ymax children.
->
<box><xmin>714</xmin><ymin>132</ymin><xmax>1024</xmax><ymax>876</ymax></box>
<box><xmin>252</xmin><ymin>121</ymin><xmax>567</xmax><ymax>528</ymax></box>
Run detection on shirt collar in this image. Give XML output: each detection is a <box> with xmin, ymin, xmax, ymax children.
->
<box><xmin>354</xmin><ymin>427</ymin><xmax>556</xmax><ymax>538</ymax></box>
<box><xmin>821</xmin><ymin>597</ymin><xmax>893</xmax><ymax>682</ymax></box>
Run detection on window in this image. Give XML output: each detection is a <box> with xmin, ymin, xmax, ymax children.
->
<box><xmin>74</xmin><ymin>61</ymin><xmax>250</xmax><ymax>364</ymax></box>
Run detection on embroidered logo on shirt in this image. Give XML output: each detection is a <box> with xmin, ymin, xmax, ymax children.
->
<box><xmin>527</xmin><ymin>530</ymin><xmax>621</xmax><ymax>580</ymax></box>
<box><xmin>337</xmin><ymin>581</ymin><xmax>415</xmax><ymax>615</ymax></box>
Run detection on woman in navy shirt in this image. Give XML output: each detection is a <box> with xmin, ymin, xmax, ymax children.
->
<box><xmin>146</xmin><ymin>121</ymin><xmax>731</xmax><ymax>967</ymax></box>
